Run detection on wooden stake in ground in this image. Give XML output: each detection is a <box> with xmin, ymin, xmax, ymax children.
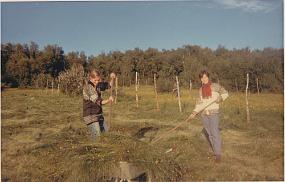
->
<box><xmin>122</xmin><ymin>75</ymin><xmax>125</xmax><ymax>88</ymax></box>
<box><xmin>51</xmin><ymin>80</ymin><xmax>54</xmax><ymax>94</ymax></box>
<box><xmin>115</xmin><ymin>77</ymin><xmax>118</xmax><ymax>104</ymax></box>
<box><xmin>256</xmin><ymin>77</ymin><xmax>260</xmax><ymax>95</ymax></box>
<box><xmin>138</xmin><ymin>76</ymin><xmax>140</xmax><ymax>88</ymax></box>
<box><xmin>57</xmin><ymin>78</ymin><xmax>60</xmax><ymax>93</ymax></box>
<box><xmin>46</xmin><ymin>78</ymin><xmax>49</xmax><ymax>94</ymax></box>
<box><xmin>176</xmin><ymin>76</ymin><xmax>182</xmax><ymax>113</ymax></box>
<box><xmin>235</xmin><ymin>79</ymin><xmax>239</xmax><ymax>92</ymax></box>
<box><xmin>108</xmin><ymin>75</ymin><xmax>115</xmax><ymax>130</ymax></box>
<box><xmin>246</xmin><ymin>73</ymin><xmax>250</xmax><ymax>123</ymax></box>
<box><xmin>135</xmin><ymin>72</ymin><xmax>139</xmax><ymax>108</ymax></box>
<box><xmin>189</xmin><ymin>79</ymin><xmax>192</xmax><ymax>92</ymax></box>
<box><xmin>153</xmin><ymin>74</ymin><xmax>160</xmax><ymax>111</ymax></box>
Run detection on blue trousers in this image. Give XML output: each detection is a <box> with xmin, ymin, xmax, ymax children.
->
<box><xmin>201</xmin><ymin>113</ymin><xmax>222</xmax><ymax>155</ymax></box>
<box><xmin>87</xmin><ymin>116</ymin><xmax>108</xmax><ymax>140</ymax></box>
<box><xmin>87</xmin><ymin>122</ymin><xmax>101</xmax><ymax>140</ymax></box>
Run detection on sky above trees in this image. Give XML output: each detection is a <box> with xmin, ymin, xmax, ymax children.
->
<box><xmin>1</xmin><ymin>0</ymin><xmax>283</xmax><ymax>56</ymax></box>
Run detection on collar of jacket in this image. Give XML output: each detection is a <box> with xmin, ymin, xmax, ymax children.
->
<box><xmin>88</xmin><ymin>80</ymin><xmax>95</xmax><ymax>87</ymax></box>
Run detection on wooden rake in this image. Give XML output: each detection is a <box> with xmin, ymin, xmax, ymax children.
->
<box><xmin>151</xmin><ymin>98</ymin><xmax>218</xmax><ymax>145</ymax></box>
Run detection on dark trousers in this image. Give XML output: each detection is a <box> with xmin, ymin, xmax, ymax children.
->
<box><xmin>98</xmin><ymin>115</ymin><xmax>107</xmax><ymax>132</ymax></box>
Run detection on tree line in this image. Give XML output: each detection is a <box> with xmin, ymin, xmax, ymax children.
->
<box><xmin>1</xmin><ymin>42</ymin><xmax>283</xmax><ymax>93</ymax></box>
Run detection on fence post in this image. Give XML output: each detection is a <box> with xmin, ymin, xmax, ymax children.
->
<box><xmin>176</xmin><ymin>76</ymin><xmax>182</xmax><ymax>113</ymax></box>
<box><xmin>256</xmin><ymin>77</ymin><xmax>260</xmax><ymax>95</ymax></box>
<box><xmin>138</xmin><ymin>74</ymin><xmax>140</xmax><ymax>88</ymax></box>
<box><xmin>153</xmin><ymin>74</ymin><xmax>160</xmax><ymax>111</ymax></box>
<box><xmin>115</xmin><ymin>77</ymin><xmax>118</xmax><ymax>104</ymax></box>
<box><xmin>108</xmin><ymin>75</ymin><xmax>115</xmax><ymax>131</ymax></box>
<box><xmin>122</xmin><ymin>75</ymin><xmax>125</xmax><ymax>88</ymax></box>
<box><xmin>246</xmin><ymin>73</ymin><xmax>250</xmax><ymax>123</ymax></box>
<box><xmin>51</xmin><ymin>79</ymin><xmax>54</xmax><ymax>94</ymax></box>
<box><xmin>46</xmin><ymin>78</ymin><xmax>49</xmax><ymax>94</ymax></box>
<box><xmin>235</xmin><ymin>79</ymin><xmax>239</xmax><ymax>92</ymax></box>
<box><xmin>135</xmin><ymin>72</ymin><xmax>139</xmax><ymax>108</ymax></box>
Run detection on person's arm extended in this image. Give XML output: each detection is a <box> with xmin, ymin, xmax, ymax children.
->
<box><xmin>216</xmin><ymin>85</ymin><xmax>229</xmax><ymax>102</ymax></box>
<box><xmin>83</xmin><ymin>84</ymin><xmax>98</xmax><ymax>103</ymax></box>
<box><xmin>102</xmin><ymin>96</ymin><xmax>114</xmax><ymax>105</ymax></box>
<box><xmin>193</xmin><ymin>93</ymin><xmax>219</xmax><ymax>114</ymax></box>
<box><xmin>187</xmin><ymin>91</ymin><xmax>219</xmax><ymax>120</ymax></box>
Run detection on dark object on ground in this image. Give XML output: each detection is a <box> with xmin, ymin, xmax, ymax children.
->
<box><xmin>134</xmin><ymin>127</ymin><xmax>159</xmax><ymax>139</ymax></box>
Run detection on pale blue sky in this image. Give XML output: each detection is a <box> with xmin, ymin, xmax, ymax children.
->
<box><xmin>1</xmin><ymin>0</ymin><xmax>283</xmax><ymax>56</ymax></box>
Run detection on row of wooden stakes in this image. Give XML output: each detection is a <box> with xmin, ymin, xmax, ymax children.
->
<box><xmin>43</xmin><ymin>72</ymin><xmax>253</xmax><ymax>123</ymax></box>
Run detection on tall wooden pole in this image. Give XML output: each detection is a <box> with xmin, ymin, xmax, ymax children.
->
<box><xmin>246</xmin><ymin>73</ymin><xmax>250</xmax><ymax>123</ymax></box>
<box><xmin>108</xmin><ymin>76</ymin><xmax>115</xmax><ymax>131</ymax></box>
<box><xmin>235</xmin><ymin>79</ymin><xmax>239</xmax><ymax>92</ymax></box>
<box><xmin>46</xmin><ymin>78</ymin><xmax>49</xmax><ymax>94</ymax></box>
<box><xmin>135</xmin><ymin>72</ymin><xmax>139</xmax><ymax>108</ymax></box>
<box><xmin>176</xmin><ymin>76</ymin><xmax>182</xmax><ymax>113</ymax></box>
<box><xmin>115</xmin><ymin>77</ymin><xmax>118</xmax><ymax>104</ymax></box>
<box><xmin>57</xmin><ymin>78</ymin><xmax>60</xmax><ymax>93</ymax></box>
<box><xmin>51</xmin><ymin>80</ymin><xmax>54</xmax><ymax>94</ymax></box>
<box><xmin>256</xmin><ymin>77</ymin><xmax>260</xmax><ymax>95</ymax></box>
<box><xmin>138</xmin><ymin>74</ymin><xmax>140</xmax><ymax>88</ymax></box>
<box><xmin>153</xmin><ymin>74</ymin><xmax>160</xmax><ymax>111</ymax></box>
<box><xmin>122</xmin><ymin>75</ymin><xmax>125</xmax><ymax>88</ymax></box>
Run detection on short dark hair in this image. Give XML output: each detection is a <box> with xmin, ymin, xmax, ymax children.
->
<box><xmin>199</xmin><ymin>70</ymin><xmax>210</xmax><ymax>79</ymax></box>
<box><xmin>89</xmin><ymin>69</ymin><xmax>101</xmax><ymax>79</ymax></box>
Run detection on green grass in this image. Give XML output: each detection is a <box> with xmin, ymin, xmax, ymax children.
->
<box><xmin>1</xmin><ymin>86</ymin><xmax>284</xmax><ymax>181</ymax></box>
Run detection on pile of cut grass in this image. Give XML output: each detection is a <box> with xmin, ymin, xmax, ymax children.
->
<box><xmin>9</xmin><ymin>123</ymin><xmax>185</xmax><ymax>181</ymax></box>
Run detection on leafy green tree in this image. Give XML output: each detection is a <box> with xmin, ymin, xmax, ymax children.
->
<box><xmin>1</xmin><ymin>42</ymin><xmax>283</xmax><ymax>93</ymax></box>
<box><xmin>5</xmin><ymin>44</ymin><xmax>30</xmax><ymax>87</ymax></box>
<box><xmin>40</xmin><ymin>44</ymin><xmax>65</xmax><ymax>78</ymax></box>
<box><xmin>1</xmin><ymin>43</ymin><xmax>14</xmax><ymax>84</ymax></box>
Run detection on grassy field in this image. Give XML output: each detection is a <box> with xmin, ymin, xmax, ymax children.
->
<box><xmin>1</xmin><ymin>86</ymin><xmax>284</xmax><ymax>181</ymax></box>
